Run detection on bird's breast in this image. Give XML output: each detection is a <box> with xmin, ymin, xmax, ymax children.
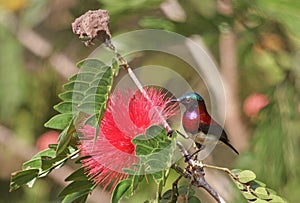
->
<box><xmin>182</xmin><ymin>111</ymin><xmax>200</xmax><ymax>134</ymax></box>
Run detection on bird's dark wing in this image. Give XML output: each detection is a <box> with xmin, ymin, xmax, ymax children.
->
<box><xmin>200</xmin><ymin>123</ymin><xmax>239</xmax><ymax>154</ymax></box>
<box><xmin>219</xmin><ymin>134</ymin><xmax>239</xmax><ymax>154</ymax></box>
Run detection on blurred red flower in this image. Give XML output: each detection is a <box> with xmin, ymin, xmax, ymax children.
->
<box><xmin>36</xmin><ymin>131</ymin><xmax>59</xmax><ymax>151</ymax></box>
<box><xmin>243</xmin><ymin>93</ymin><xmax>269</xmax><ymax>117</ymax></box>
<box><xmin>79</xmin><ymin>88</ymin><xmax>178</xmax><ymax>192</ymax></box>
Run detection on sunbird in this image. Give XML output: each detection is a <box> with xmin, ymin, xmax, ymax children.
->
<box><xmin>170</xmin><ymin>92</ymin><xmax>239</xmax><ymax>154</ymax></box>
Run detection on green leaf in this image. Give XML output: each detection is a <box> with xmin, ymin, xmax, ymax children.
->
<box><xmin>12</xmin><ymin>58</ymin><xmax>114</xmax><ymax>194</ymax></box>
<box><xmin>44</xmin><ymin>113</ymin><xmax>73</xmax><ymax>130</ymax></box>
<box><xmin>133</xmin><ymin>126</ymin><xmax>175</xmax><ymax>164</ymax></box>
<box><xmin>58</xmin><ymin>180</ymin><xmax>93</xmax><ymax>197</ymax></box>
<box><xmin>178</xmin><ymin>185</ymin><xmax>188</xmax><ymax>195</ymax></box>
<box><xmin>248</xmin><ymin>180</ymin><xmax>267</xmax><ymax>191</ymax></box>
<box><xmin>76</xmin><ymin>58</ymin><xmax>106</xmax><ymax>70</ymax></box>
<box><xmin>10</xmin><ymin>169</ymin><xmax>39</xmax><ymax>191</ymax></box>
<box><xmin>111</xmin><ymin>179</ymin><xmax>132</xmax><ymax>203</ymax></box>
<box><xmin>238</xmin><ymin>170</ymin><xmax>256</xmax><ymax>183</ymax></box>
<box><xmin>231</xmin><ymin>169</ymin><xmax>242</xmax><ymax>176</ymax></box>
<box><xmin>112</xmin><ymin>57</ymin><xmax>120</xmax><ymax>76</ymax></box>
<box><xmin>251</xmin><ymin>180</ymin><xmax>267</xmax><ymax>188</ymax></box>
<box><xmin>130</xmin><ymin>126</ymin><xmax>176</xmax><ymax>191</ymax></box>
<box><xmin>161</xmin><ymin>186</ymin><xmax>199</xmax><ymax>203</ymax></box>
<box><xmin>22</xmin><ymin>159</ymin><xmax>42</xmax><ymax>170</ymax></box>
<box><xmin>23</xmin><ymin>148</ymin><xmax>56</xmax><ymax>170</ymax></box>
<box><xmin>85</xmin><ymin>86</ymin><xmax>110</xmax><ymax>95</ymax></box>
<box><xmin>253</xmin><ymin>199</ymin><xmax>269</xmax><ymax>203</ymax></box>
<box><xmin>91</xmin><ymin>77</ymin><xmax>111</xmax><ymax>87</ymax></box>
<box><xmin>177</xmin><ymin>185</ymin><xmax>195</xmax><ymax>197</ymax></box>
<box><xmin>151</xmin><ymin>170</ymin><xmax>164</xmax><ymax>185</ymax></box>
<box><xmin>243</xmin><ymin>191</ymin><xmax>257</xmax><ymax>200</ymax></box>
<box><xmin>38</xmin><ymin>57</ymin><xmax>113</xmax><ymax>185</ymax></box>
<box><xmin>14</xmin><ymin>146</ymin><xmax>69</xmax><ymax>188</ymax></box>
<box><xmin>20</xmin><ymin>145</ymin><xmax>79</xmax><ymax>184</ymax></box>
<box><xmin>61</xmin><ymin>191</ymin><xmax>90</xmax><ymax>203</ymax></box>
<box><xmin>77</xmin><ymin>102</ymin><xmax>103</xmax><ymax>115</ymax></box>
<box><xmin>132</xmin><ymin>126</ymin><xmax>172</xmax><ymax>156</ymax></box>
<box><xmin>139</xmin><ymin>16</ymin><xmax>175</xmax><ymax>31</ymax></box>
<box><xmin>72</xmin><ymin>72</ymin><xmax>95</xmax><ymax>82</ymax></box>
<box><xmin>54</xmin><ymin>102</ymin><xmax>74</xmax><ymax>113</ymax></box>
<box><xmin>40</xmin><ymin>154</ymin><xmax>70</xmax><ymax>176</ymax></box>
<box><xmin>75</xmin><ymin>155</ymin><xmax>91</xmax><ymax>164</ymax></box>
<box><xmin>65</xmin><ymin>167</ymin><xmax>88</xmax><ymax>182</ymax></box>
<box><xmin>56</xmin><ymin>121</ymin><xmax>75</xmax><ymax>155</ymax></box>
<box><xmin>188</xmin><ymin>196</ymin><xmax>201</xmax><ymax>203</ymax></box>
<box><xmin>62</xmin><ymin>191</ymin><xmax>90</xmax><ymax>203</ymax></box>
<box><xmin>63</xmin><ymin>81</ymin><xmax>75</xmax><ymax>91</ymax></box>
<box><xmin>266</xmin><ymin>188</ymin><xmax>277</xmax><ymax>195</ymax></box>
<box><xmin>84</xmin><ymin>114</ymin><xmax>98</xmax><ymax>126</ymax></box>
<box><xmin>146</xmin><ymin>125</ymin><xmax>167</xmax><ymax>139</ymax></box>
<box><xmin>235</xmin><ymin>182</ymin><xmax>244</xmax><ymax>190</ymax></box>
<box><xmin>93</xmin><ymin>124</ymin><xmax>101</xmax><ymax>145</ymax></box>
<box><xmin>134</xmin><ymin>175</ymin><xmax>145</xmax><ymax>190</ymax></box>
<box><xmin>48</xmin><ymin>144</ymin><xmax>58</xmax><ymax>150</ymax></box>
<box><xmin>59</xmin><ymin>91</ymin><xmax>84</xmax><ymax>102</ymax></box>
<box><xmin>63</xmin><ymin>81</ymin><xmax>89</xmax><ymax>91</ymax></box>
<box><xmin>33</xmin><ymin>147</ymin><xmax>57</xmax><ymax>158</ymax></box>
<box><xmin>72</xmin><ymin>59</ymin><xmax>113</xmax><ymax>142</ymax></box>
<box><xmin>81</xmin><ymin>94</ymin><xmax>106</xmax><ymax>104</ymax></box>
<box><xmin>269</xmin><ymin>194</ymin><xmax>285</xmax><ymax>203</ymax></box>
<box><xmin>161</xmin><ymin>189</ymin><xmax>172</xmax><ymax>200</ymax></box>
<box><xmin>254</xmin><ymin>187</ymin><xmax>269</xmax><ymax>200</ymax></box>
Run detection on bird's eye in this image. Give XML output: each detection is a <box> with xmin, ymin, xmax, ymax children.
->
<box><xmin>185</xmin><ymin>97</ymin><xmax>191</xmax><ymax>103</ymax></box>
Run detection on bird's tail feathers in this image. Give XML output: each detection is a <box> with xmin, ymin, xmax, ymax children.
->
<box><xmin>219</xmin><ymin>137</ymin><xmax>239</xmax><ymax>155</ymax></box>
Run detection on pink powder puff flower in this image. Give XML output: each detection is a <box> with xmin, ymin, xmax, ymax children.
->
<box><xmin>79</xmin><ymin>87</ymin><xmax>178</xmax><ymax>192</ymax></box>
<box><xmin>243</xmin><ymin>93</ymin><xmax>269</xmax><ymax>118</ymax></box>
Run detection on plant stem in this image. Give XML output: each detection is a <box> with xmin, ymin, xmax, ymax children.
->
<box><xmin>175</xmin><ymin>141</ymin><xmax>226</xmax><ymax>203</ymax></box>
<box><xmin>203</xmin><ymin>163</ymin><xmax>236</xmax><ymax>179</ymax></box>
<box><xmin>104</xmin><ymin>39</ymin><xmax>173</xmax><ymax>134</ymax></box>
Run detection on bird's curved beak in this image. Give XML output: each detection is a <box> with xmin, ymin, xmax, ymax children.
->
<box><xmin>167</xmin><ymin>98</ymin><xmax>180</xmax><ymax>104</ymax></box>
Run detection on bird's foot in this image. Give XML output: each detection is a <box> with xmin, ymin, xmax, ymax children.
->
<box><xmin>194</xmin><ymin>160</ymin><xmax>204</xmax><ymax>168</ymax></box>
<box><xmin>167</xmin><ymin>129</ymin><xmax>174</xmax><ymax>137</ymax></box>
<box><xmin>184</xmin><ymin>154</ymin><xmax>193</xmax><ymax>162</ymax></box>
<box><xmin>176</xmin><ymin>130</ymin><xmax>189</xmax><ymax>139</ymax></box>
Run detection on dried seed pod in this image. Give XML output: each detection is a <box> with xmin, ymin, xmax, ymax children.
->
<box><xmin>72</xmin><ymin>9</ymin><xmax>111</xmax><ymax>46</ymax></box>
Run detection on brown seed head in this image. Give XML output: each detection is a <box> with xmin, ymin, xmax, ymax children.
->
<box><xmin>71</xmin><ymin>9</ymin><xmax>111</xmax><ymax>46</ymax></box>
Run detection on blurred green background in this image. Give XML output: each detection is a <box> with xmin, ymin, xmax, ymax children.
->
<box><xmin>0</xmin><ymin>0</ymin><xmax>299</xmax><ymax>202</ymax></box>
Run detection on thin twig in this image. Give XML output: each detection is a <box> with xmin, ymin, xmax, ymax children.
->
<box><xmin>203</xmin><ymin>164</ymin><xmax>236</xmax><ymax>179</ymax></box>
<box><xmin>175</xmin><ymin>141</ymin><xmax>225</xmax><ymax>203</ymax></box>
<box><xmin>194</xmin><ymin>175</ymin><xmax>221</xmax><ymax>203</ymax></box>
<box><xmin>104</xmin><ymin>39</ymin><xmax>173</xmax><ymax>135</ymax></box>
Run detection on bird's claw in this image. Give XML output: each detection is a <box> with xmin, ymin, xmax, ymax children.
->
<box><xmin>167</xmin><ymin>129</ymin><xmax>174</xmax><ymax>137</ymax></box>
<box><xmin>176</xmin><ymin>130</ymin><xmax>189</xmax><ymax>139</ymax></box>
<box><xmin>184</xmin><ymin>154</ymin><xmax>192</xmax><ymax>162</ymax></box>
